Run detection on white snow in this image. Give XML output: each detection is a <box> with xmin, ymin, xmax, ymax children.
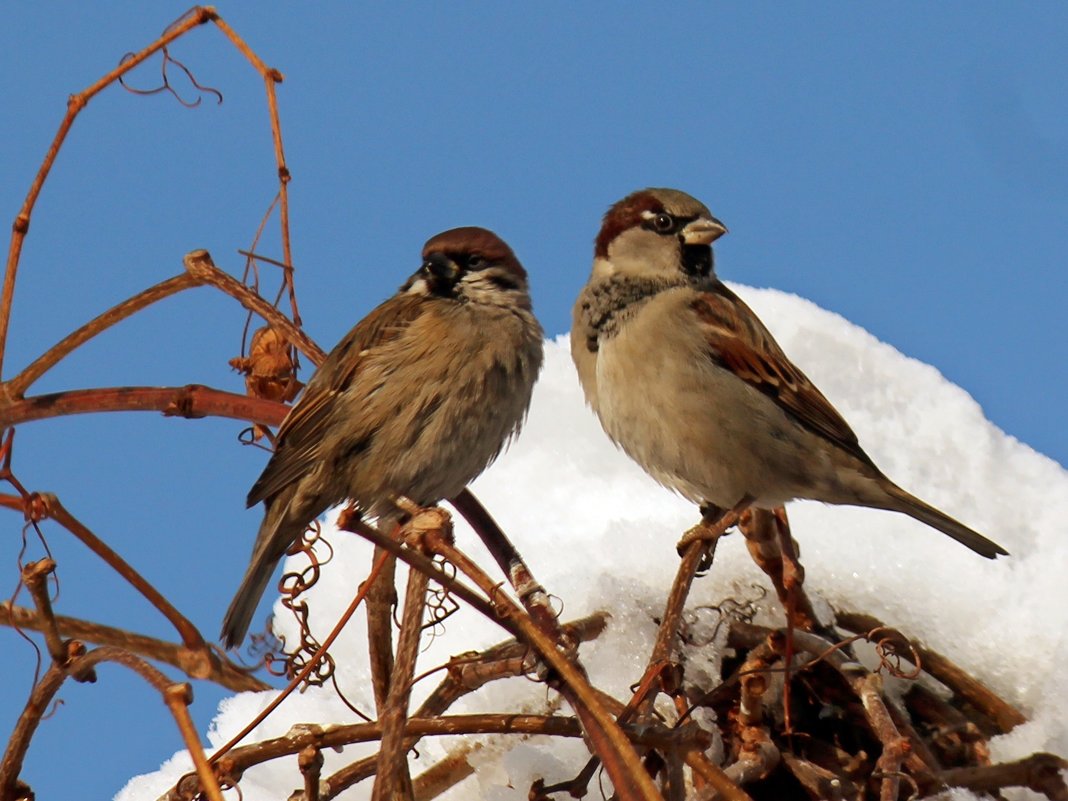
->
<box><xmin>117</xmin><ymin>285</ymin><xmax>1068</xmax><ymax>800</ymax></box>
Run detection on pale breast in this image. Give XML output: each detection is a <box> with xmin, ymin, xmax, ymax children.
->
<box><xmin>593</xmin><ymin>288</ymin><xmax>813</xmax><ymax>509</ymax></box>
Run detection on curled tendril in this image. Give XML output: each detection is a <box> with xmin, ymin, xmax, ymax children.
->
<box><xmin>118</xmin><ymin>45</ymin><xmax>223</xmax><ymax>108</ymax></box>
<box><xmin>423</xmin><ymin>584</ymin><xmax>459</xmax><ymax>639</ymax></box>
<box><xmin>868</xmin><ymin>626</ymin><xmax>923</xmax><ymax>680</ymax></box>
<box><xmin>248</xmin><ymin>520</ymin><xmax>375</xmax><ymax>720</ymax></box>
<box><xmin>41</xmin><ymin>698</ymin><xmax>64</xmax><ymax>721</ymax></box>
<box><xmin>685</xmin><ymin>585</ymin><xmax>765</xmax><ymax>647</ymax></box>
<box><xmin>419</xmin><ymin>554</ymin><xmax>460</xmax><ymax>647</ymax></box>
<box><xmin>238</xmin><ymin>426</ymin><xmax>276</xmax><ymax>452</ymax></box>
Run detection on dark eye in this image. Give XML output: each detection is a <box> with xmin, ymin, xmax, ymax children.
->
<box><xmin>467</xmin><ymin>254</ymin><xmax>484</xmax><ymax>269</ymax></box>
<box><xmin>652</xmin><ymin>213</ymin><xmax>674</xmax><ymax>233</ymax></box>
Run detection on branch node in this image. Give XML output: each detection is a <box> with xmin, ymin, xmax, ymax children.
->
<box><xmin>165</xmin><ymin>682</ymin><xmax>194</xmax><ymax>708</ymax></box>
<box><xmin>182</xmin><ymin>248</ymin><xmax>216</xmax><ymax>283</ymax></box>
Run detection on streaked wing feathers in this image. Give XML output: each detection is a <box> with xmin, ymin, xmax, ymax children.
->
<box><xmin>246</xmin><ymin>293</ymin><xmax>428</xmax><ymax>508</ymax></box>
<box><xmin>691</xmin><ymin>284</ymin><xmax>875</xmax><ymax>468</ymax></box>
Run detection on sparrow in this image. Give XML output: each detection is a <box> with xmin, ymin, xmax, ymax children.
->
<box><xmin>222</xmin><ymin>227</ymin><xmax>544</xmax><ymax>648</ymax></box>
<box><xmin>571</xmin><ymin>188</ymin><xmax>1006</xmax><ymax>559</ymax></box>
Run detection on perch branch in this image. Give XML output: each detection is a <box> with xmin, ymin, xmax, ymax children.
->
<box><xmin>0</xmin><ymin>601</ymin><xmax>267</xmax><ymax>692</ymax></box>
<box><xmin>372</xmin><ymin>522</ymin><xmax>435</xmax><ymax>801</ymax></box>
<box><xmin>422</xmin><ymin>528</ymin><xmax>662</xmax><ymax>801</ymax></box>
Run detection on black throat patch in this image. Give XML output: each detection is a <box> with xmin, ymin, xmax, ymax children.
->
<box><xmin>681</xmin><ymin>244</ymin><xmax>713</xmax><ymax>278</ymax></box>
<box><xmin>578</xmin><ymin>276</ymin><xmax>680</xmax><ymax>352</ymax></box>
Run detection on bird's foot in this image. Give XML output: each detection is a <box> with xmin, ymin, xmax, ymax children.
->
<box><xmin>676</xmin><ymin>497</ymin><xmax>751</xmax><ymax>553</ymax></box>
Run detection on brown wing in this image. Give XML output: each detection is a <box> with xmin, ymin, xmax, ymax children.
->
<box><xmin>246</xmin><ymin>292</ymin><xmax>429</xmax><ymax>507</ymax></box>
<box><xmin>691</xmin><ymin>282</ymin><xmax>876</xmax><ymax>468</ymax></box>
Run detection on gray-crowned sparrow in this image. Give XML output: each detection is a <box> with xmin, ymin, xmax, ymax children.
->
<box><xmin>572</xmin><ymin>188</ymin><xmax>1006</xmax><ymax>559</ymax></box>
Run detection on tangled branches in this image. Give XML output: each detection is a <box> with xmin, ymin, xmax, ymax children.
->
<box><xmin>1</xmin><ymin>9</ymin><xmax>1062</xmax><ymax>801</ymax></box>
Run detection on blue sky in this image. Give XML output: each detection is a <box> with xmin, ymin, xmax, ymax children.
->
<box><xmin>2</xmin><ymin>4</ymin><xmax>1066</xmax><ymax>798</ymax></box>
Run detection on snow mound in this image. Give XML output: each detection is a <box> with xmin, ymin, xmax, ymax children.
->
<box><xmin>117</xmin><ymin>285</ymin><xmax>1068</xmax><ymax>800</ymax></box>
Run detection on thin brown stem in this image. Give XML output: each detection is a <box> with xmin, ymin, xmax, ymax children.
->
<box><xmin>316</xmin><ymin>614</ymin><xmax>606</xmax><ymax>800</ymax></box>
<box><xmin>21</xmin><ymin>559</ymin><xmax>66</xmax><ymax>666</ymax></box>
<box><xmin>341</xmin><ymin>517</ymin><xmax>516</xmax><ymax>638</ymax></box>
<box><xmin>209</xmin><ymin>549</ymin><xmax>391</xmax><ymax>763</ymax></box>
<box><xmin>31</xmin><ymin>494</ymin><xmax>206</xmax><ymax>652</ymax></box>
<box><xmin>423</xmin><ymin>529</ymin><xmax>662</xmax><ymax>801</ymax></box>
<box><xmin>366</xmin><ymin>545</ymin><xmax>398</xmax><ymax>715</ymax></box>
<box><xmin>649</xmin><ymin>501</ymin><xmax>748</xmax><ymax>675</ymax></box>
<box><xmin>938</xmin><ymin>752</ymin><xmax>1068</xmax><ymax>800</ymax></box>
<box><xmin>0</xmin><ymin>6</ymin><xmax>216</xmax><ymax>377</ymax></box>
<box><xmin>448</xmin><ymin>489</ymin><xmax>560</xmax><ymax>640</ymax></box>
<box><xmin>0</xmin><ymin>601</ymin><xmax>268</xmax><ymax>692</ymax></box>
<box><xmin>3</xmin><ymin>273</ymin><xmax>201</xmax><ymax>400</ymax></box>
<box><xmin>723</xmin><ymin>727</ymin><xmax>780</xmax><ymax>788</ymax></box>
<box><xmin>35</xmin><ymin>645</ymin><xmax>227</xmax><ymax>801</ymax></box>
<box><xmin>788</xmin><ymin>630</ymin><xmax>908</xmax><ymax>801</ymax></box>
<box><xmin>410</xmin><ymin>744</ymin><xmax>478</xmax><ymax>801</ymax></box>
<box><xmin>207</xmin><ymin>17</ymin><xmax>296</xmax><ymax>320</ymax></box>
<box><xmin>298</xmin><ymin>747</ymin><xmax>324</xmax><ymax>801</ymax></box>
<box><xmin>836</xmin><ymin>609</ymin><xmax>1026</xmax><ymax>734</ymax></box>
<box><xmin>0</xmin><ymin>662</ymin><xmax>68</xmax><ymax>800</ymax></box>
<box><xmin>164</xmin><ymin>683</ymin><xmax>224</xmax><ymax>801</ymax></box>
<box><xmin>183</xmin><ymin>250</ymin><xmax>323</xmax><ymax>365</ymax></box>
<box><xmin>372</xmin><ymin>560</ymin><xmax>430</xmax><ymax>801</ymax></box>
<box><xmin>184</xmin><ymin>714</ymin><xmax>701</xmax><ymax>799</ymax></box>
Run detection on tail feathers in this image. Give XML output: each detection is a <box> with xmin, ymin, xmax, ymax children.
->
<box><xmin>221</xmin><ymin>501</ymin><xmax>303</xmax><ymax>649</ymax></box>
<box><xmin>220</xmin><ymin>556</ymin><xmax>278</xmax><ymax>650</ymax></box>
<box><xmin>884</xmin><ymin>483</ymin><xmax>1008</xmax><ymax>559</ymax></box>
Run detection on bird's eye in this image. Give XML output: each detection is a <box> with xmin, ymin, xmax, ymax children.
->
<box><xmin>467</xmin><ymin>254</ymin><xmax>484</xmax><ymax>269</ymax></box>
<box><xmin>652</xmin><ymin>213</ymin><xmax>674</xmax><ymax>233</ymax></box>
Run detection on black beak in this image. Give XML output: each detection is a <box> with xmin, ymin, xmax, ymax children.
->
<box><xmin>422</xmin><ymin>253</ymin><xmax>460</xmax><ymax>282</ymax></box>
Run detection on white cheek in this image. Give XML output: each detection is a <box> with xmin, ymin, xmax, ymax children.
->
<box><xmin>591</xmin><ymin>257</ymin><xmax>617</xmax><ymax>279</ymax></box>
<box><xmin>405</xmin><ymin>278</ymin><xmax>430</xmax><ymax>295</ymax></box>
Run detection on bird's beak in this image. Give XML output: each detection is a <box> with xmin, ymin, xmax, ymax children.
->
<box><xmin>422</xmin><ymin>253</ymin><xmax>460</xmax><ymax>282</ymax></box>
<box><xmin>681</xmin><ymin>216</ymin><xmax>728</xmax><ymax>246</ymax></box>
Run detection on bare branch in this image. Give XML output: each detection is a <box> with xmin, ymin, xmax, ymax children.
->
<box><xmin>22</xmin><ymin>494</ymin><xmax>208</xmax><ymax>658</ymax></box>
<box><xmin>182</xmin><ymin>250</ymin><xmax>324</xmax><ymax>365</ymax></box>
<box><xmin>0</xmin><ymin>602</ymin><xmax>268</xmax><ymax>693</ymax></box>
<box><xmin>836</xmin><ymin>609</ymin><xmax>1026</xmax><ymax>734</ymax></box>
<box><xmin>0</xmin><ymin>384</ymin><xmax>287</xmax><ymax>429</ymax></box>
<box><xmin>0</xmin><ymin>6</ymin><xmax>217</xmax><ymax>376</ymax></box>
<box><xmin>3</xmin><ymin>273</ymin><xmax>201</xmax><ymax>400</ymax></box>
